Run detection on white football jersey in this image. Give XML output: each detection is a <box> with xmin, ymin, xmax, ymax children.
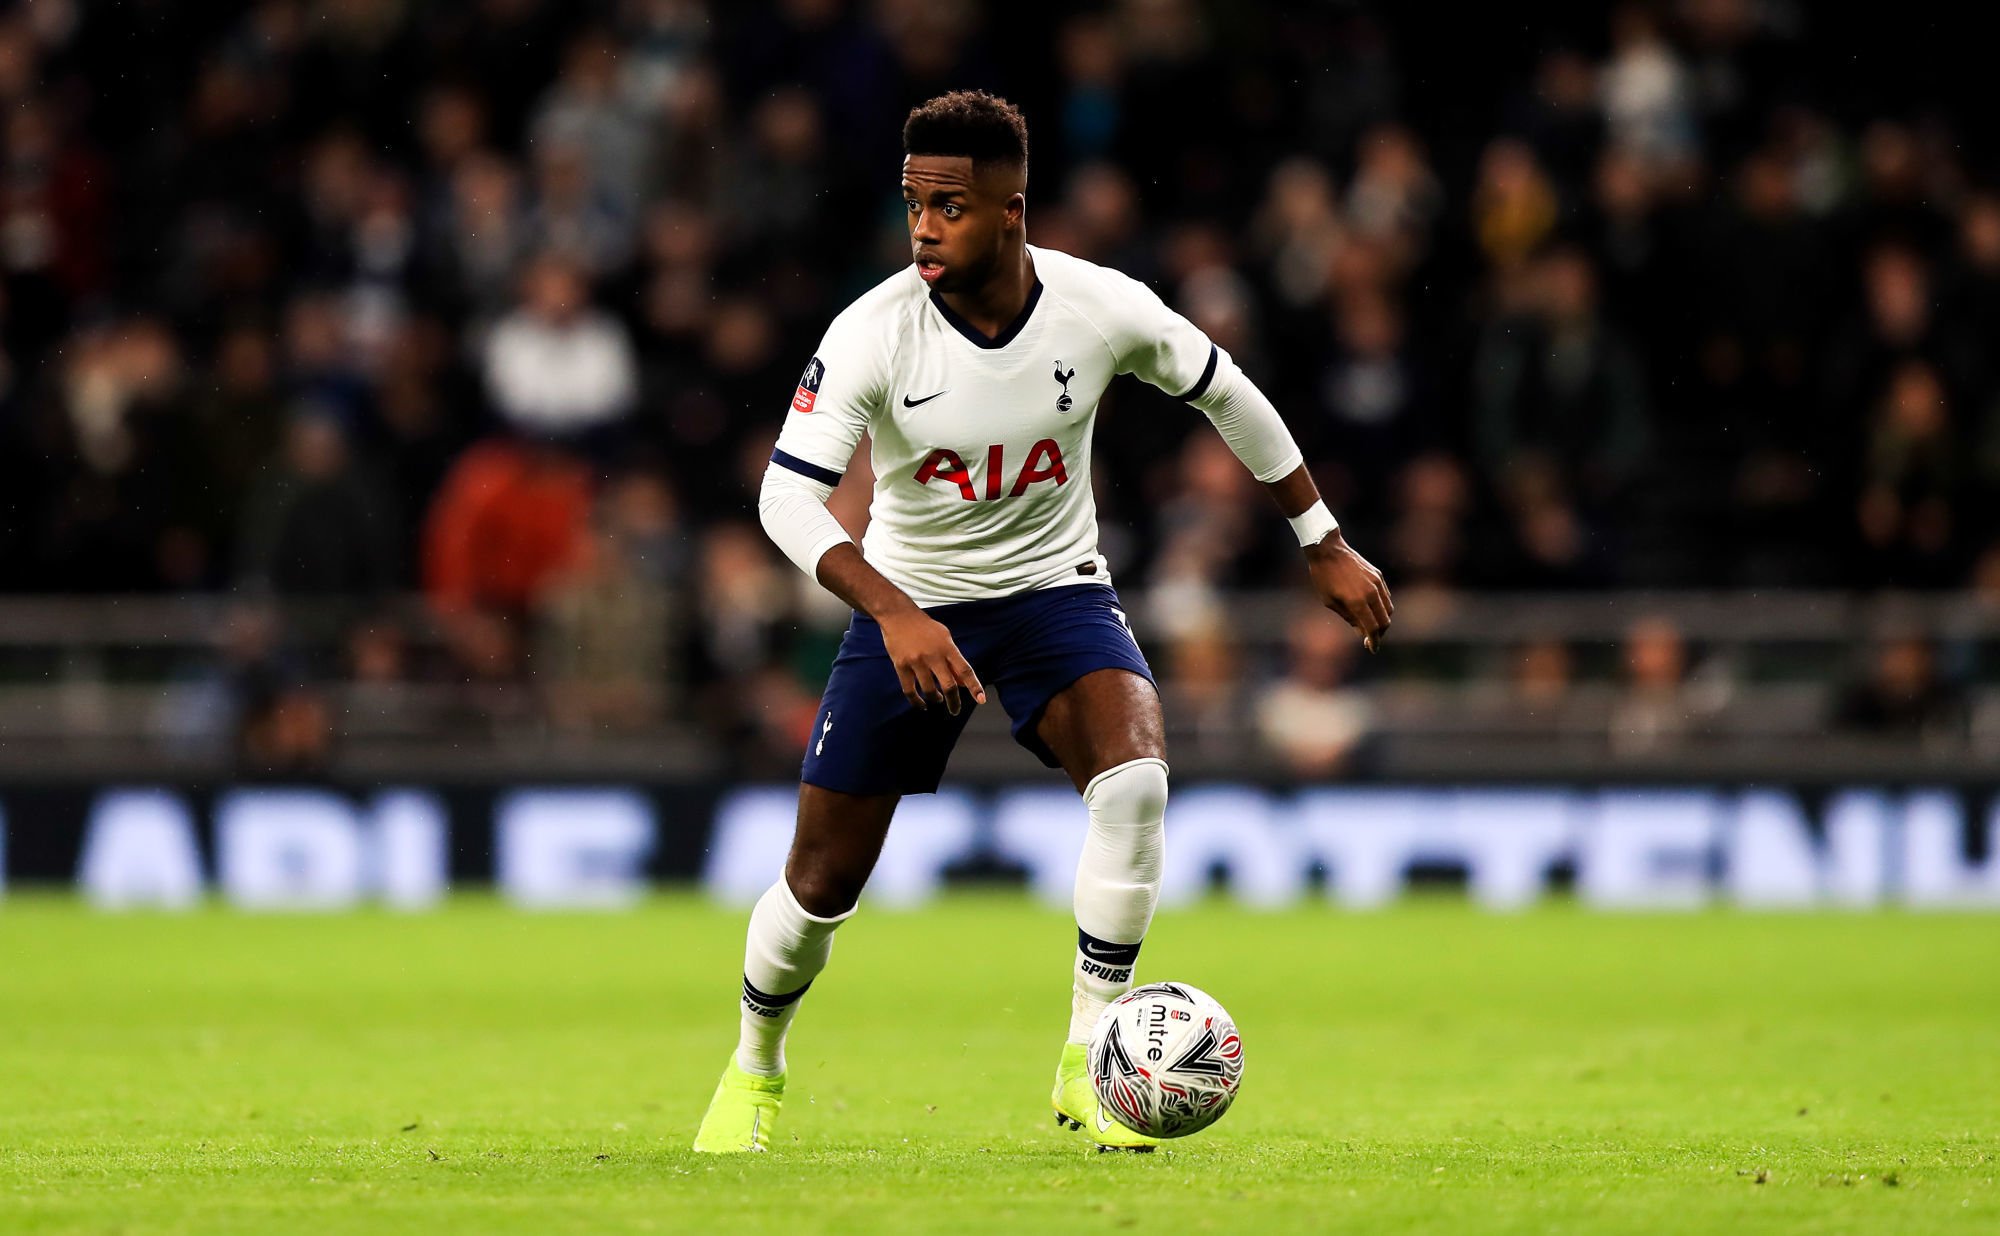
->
<box><xmin>771</xmin><ymin>245</ymin><xmax>1221</xmax><ymax>605</ymax></box>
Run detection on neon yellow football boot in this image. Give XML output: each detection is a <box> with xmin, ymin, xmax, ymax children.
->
<box><xmin>1052</xmin><ymin>1041</ymin><xmax>1160</xmax><ymax>1152</ymax></box>
<box><xmin>692</xmin><ymin>1057</ymin><xmax>785</xmax><ymax>1153</ymax></box>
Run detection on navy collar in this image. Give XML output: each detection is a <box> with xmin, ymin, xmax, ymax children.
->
<box><xmin>928</xmin><ymin>278</ymin><xmax>1044</xmax><ymax>350</ymax></box>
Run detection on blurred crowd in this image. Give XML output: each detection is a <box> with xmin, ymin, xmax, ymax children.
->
<box><xmin>2</xmin><ymin>0</ymin><xmax>1996</xmax><ymax>770</ymax></box>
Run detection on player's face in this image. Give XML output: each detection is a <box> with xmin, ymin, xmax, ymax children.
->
<box><xmin>902</xmin><ymin>154</ymin><xmax>1024</xmax><ymax>294</ymax></box>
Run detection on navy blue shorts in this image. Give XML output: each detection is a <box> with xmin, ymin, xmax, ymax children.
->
<box><xmin>800</xmin><ymin>584</ymin><xmax>1155</xmax><ymax>796</ymax></box>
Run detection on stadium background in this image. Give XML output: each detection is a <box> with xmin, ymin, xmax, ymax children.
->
<box><xmin>3</xmin><ymin>5</ymin><xmax>1999</xmax><ymax>1234</ymax></box>
<box><xmin>6</xmin><ymin>0</ymin><xmax>2000</xmax><ymax>895</ymax></box>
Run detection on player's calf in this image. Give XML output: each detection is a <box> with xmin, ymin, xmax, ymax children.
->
<box><xmin>695</xmin><ymin>878</ymin><xmax>853</xmax><ymax>1153</ymax></box>
<box><xmin>1051</xmin><ymin>757</ymin><xmax>1167</xmax><ymax>1149</ymax></box>
<box><xmin>736</xmin><ymin>878</ymin><xmax>852</xmax><ymax>1078</ymax></box>
<box><xmin>1067</xmin><ymin>756</ymin><xmax>1168</xmax><ymax>1043</ymax></box>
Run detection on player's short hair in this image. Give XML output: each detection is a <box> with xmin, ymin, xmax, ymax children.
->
<box><xmin>902</xmin><ymin>90</ymin><xmax>1029</xmax><ymax>177</ymax></box>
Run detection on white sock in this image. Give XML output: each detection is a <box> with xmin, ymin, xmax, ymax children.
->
<box><xmin>736</xmin><ymin>878</ymin><xmax>853</xmax><ymax>1076</ymax></box>
<box><xmin>1068</xmin><ymin>757</ymin><xmax>1168</xmax><ymax>1043</ymax></box>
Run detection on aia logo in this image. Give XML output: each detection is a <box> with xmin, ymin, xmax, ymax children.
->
<box><xmin>1053</xmin><ymin>360</ymin><xmax>1076</xmax><ymax>412</ymax></box>
<box><xmin>913</xmin><ymin>439</ymin><xmax>1067</xmax><ymax>500</ymax></box>
<box><xmin>792</xmin><ymin>356</ymin><xmax>825</xmax><ymax>413</ymax></box>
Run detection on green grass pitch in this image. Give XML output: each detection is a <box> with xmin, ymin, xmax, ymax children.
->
<box><xmin>2</xmin><ymin>895</ymin><xmax>1996</xmax><ymax>1234</ymax></box>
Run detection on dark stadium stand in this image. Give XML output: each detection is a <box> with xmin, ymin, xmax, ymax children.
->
<box><xmin>3</xmin><ymin>0</ymin><xmax>1996</xmax><ymax>774</ymax></box>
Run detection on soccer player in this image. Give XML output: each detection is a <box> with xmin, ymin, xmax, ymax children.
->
<box><xmin>694</xmin><ymin>91</ymin><xmax>1391</xmax><ymax>1152</ymax></box>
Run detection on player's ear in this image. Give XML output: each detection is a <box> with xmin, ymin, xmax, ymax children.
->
<box><xmin>1005</xmin><ymin>192</ymin><xmax>1026</xmax><ymax>230</ymax></box>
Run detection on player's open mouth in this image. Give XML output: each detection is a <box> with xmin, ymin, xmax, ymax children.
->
<box><xmin>915</xmin><ymin>256</ymin><xmax>945</xmax><ymax>283</ymax></box>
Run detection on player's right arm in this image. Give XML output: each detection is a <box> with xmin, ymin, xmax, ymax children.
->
<box><xmin>814</xmin><ymin>545</ymin><xmax>986</xmax><ymax>713</ymax></box>
<box><xmin>759</xmin><ymin>318</ymin><xmax>986</xmax><ymax>714</ymax></box>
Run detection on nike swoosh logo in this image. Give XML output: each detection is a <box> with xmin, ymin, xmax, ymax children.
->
<box><xmin>902</xmin><ymin>390</ymin><xmax>948</xmax><ymax>407</ymax></box>
<box><xmin>1080</xmin><ymin>941</ymin><xmax>1127</xmax><ymax>959</ymax></box>
<box><xmin>1094</xmin><ymin>1106</ymin><xmax>1114</xmax><ymax>1133</ymax></box>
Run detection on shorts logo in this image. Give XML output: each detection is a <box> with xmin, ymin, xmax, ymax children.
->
<box><xmin>1053</xmin><ymin>361</ymin><xmax>1076</xmax><ymax>412</ymax></box>
<box><xmin>816</xmin><ymin>713</ymin><xmax>833</xmax><ymax>756</ymax></box>
<box><xmin>793</xmin><ymin>357</ymin><xmax>825</xmax><ymax>414</ymax></box>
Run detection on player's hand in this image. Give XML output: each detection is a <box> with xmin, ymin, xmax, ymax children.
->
<box><xmin>1304</xmin><ymin>529</ymin><xmax>1393</xmax><ymax>652</ymax></box>
<box><xmin>878</xmin><ymin>609</ymin><xmax>987</xmax><ymax>714</ymax></box>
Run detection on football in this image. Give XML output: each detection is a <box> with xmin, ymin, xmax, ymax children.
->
<box><xmin>1088</xmin><ymin>982</ymin><xmax>1244</xmax><ymax>1139</ymax></box>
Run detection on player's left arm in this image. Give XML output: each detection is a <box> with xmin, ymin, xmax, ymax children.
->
<box><xmin>1261</xmin><ymin>462</ymin><xmax>1392</xmax><ymax>651</ymax></box>
<box><xmin>1112</xmin><ymin>278</ymin><xmax>1392</xmax><ymax>648</ymax></box>
<box><xmin>1183</xmin><ymin>356</ymin><xmax>1392</xmax><ymax>650</ymax></box>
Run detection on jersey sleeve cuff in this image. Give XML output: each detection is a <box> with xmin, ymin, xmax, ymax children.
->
<box><xmin>804</xmin><ymin>527</ymin><xmax>855</xmax><ymax>570</ymax></box>
<box><xmin>1252</xmin><ymin>448</ymin><xmax>1305</xmax><ymax>485</ymax></box>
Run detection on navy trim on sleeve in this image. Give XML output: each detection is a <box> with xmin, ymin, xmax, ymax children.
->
<box><xmin>771</xmin><ymin>448</ymin><xmax>844</xmax><ymax>487</ymax></box>
<box><xmin>1176</xmin><ymin>342</ymin><xmax>1220</xmax><ymax>403</ymax></box>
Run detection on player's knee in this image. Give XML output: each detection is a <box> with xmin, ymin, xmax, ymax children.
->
<box><xmin>784</xmin><ymin>863</ymin><xmax>864</xmax><ymax>920</ymax></box>
<box><xmin>1083</xmin><ymin>756</ymin><xmax>1169</xmax><ymax>825</ymax></box>
<box><xmin>1084</xmin><ymin>758</ymin><xmax>1169</xmax><ymax>870</ymax></box>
